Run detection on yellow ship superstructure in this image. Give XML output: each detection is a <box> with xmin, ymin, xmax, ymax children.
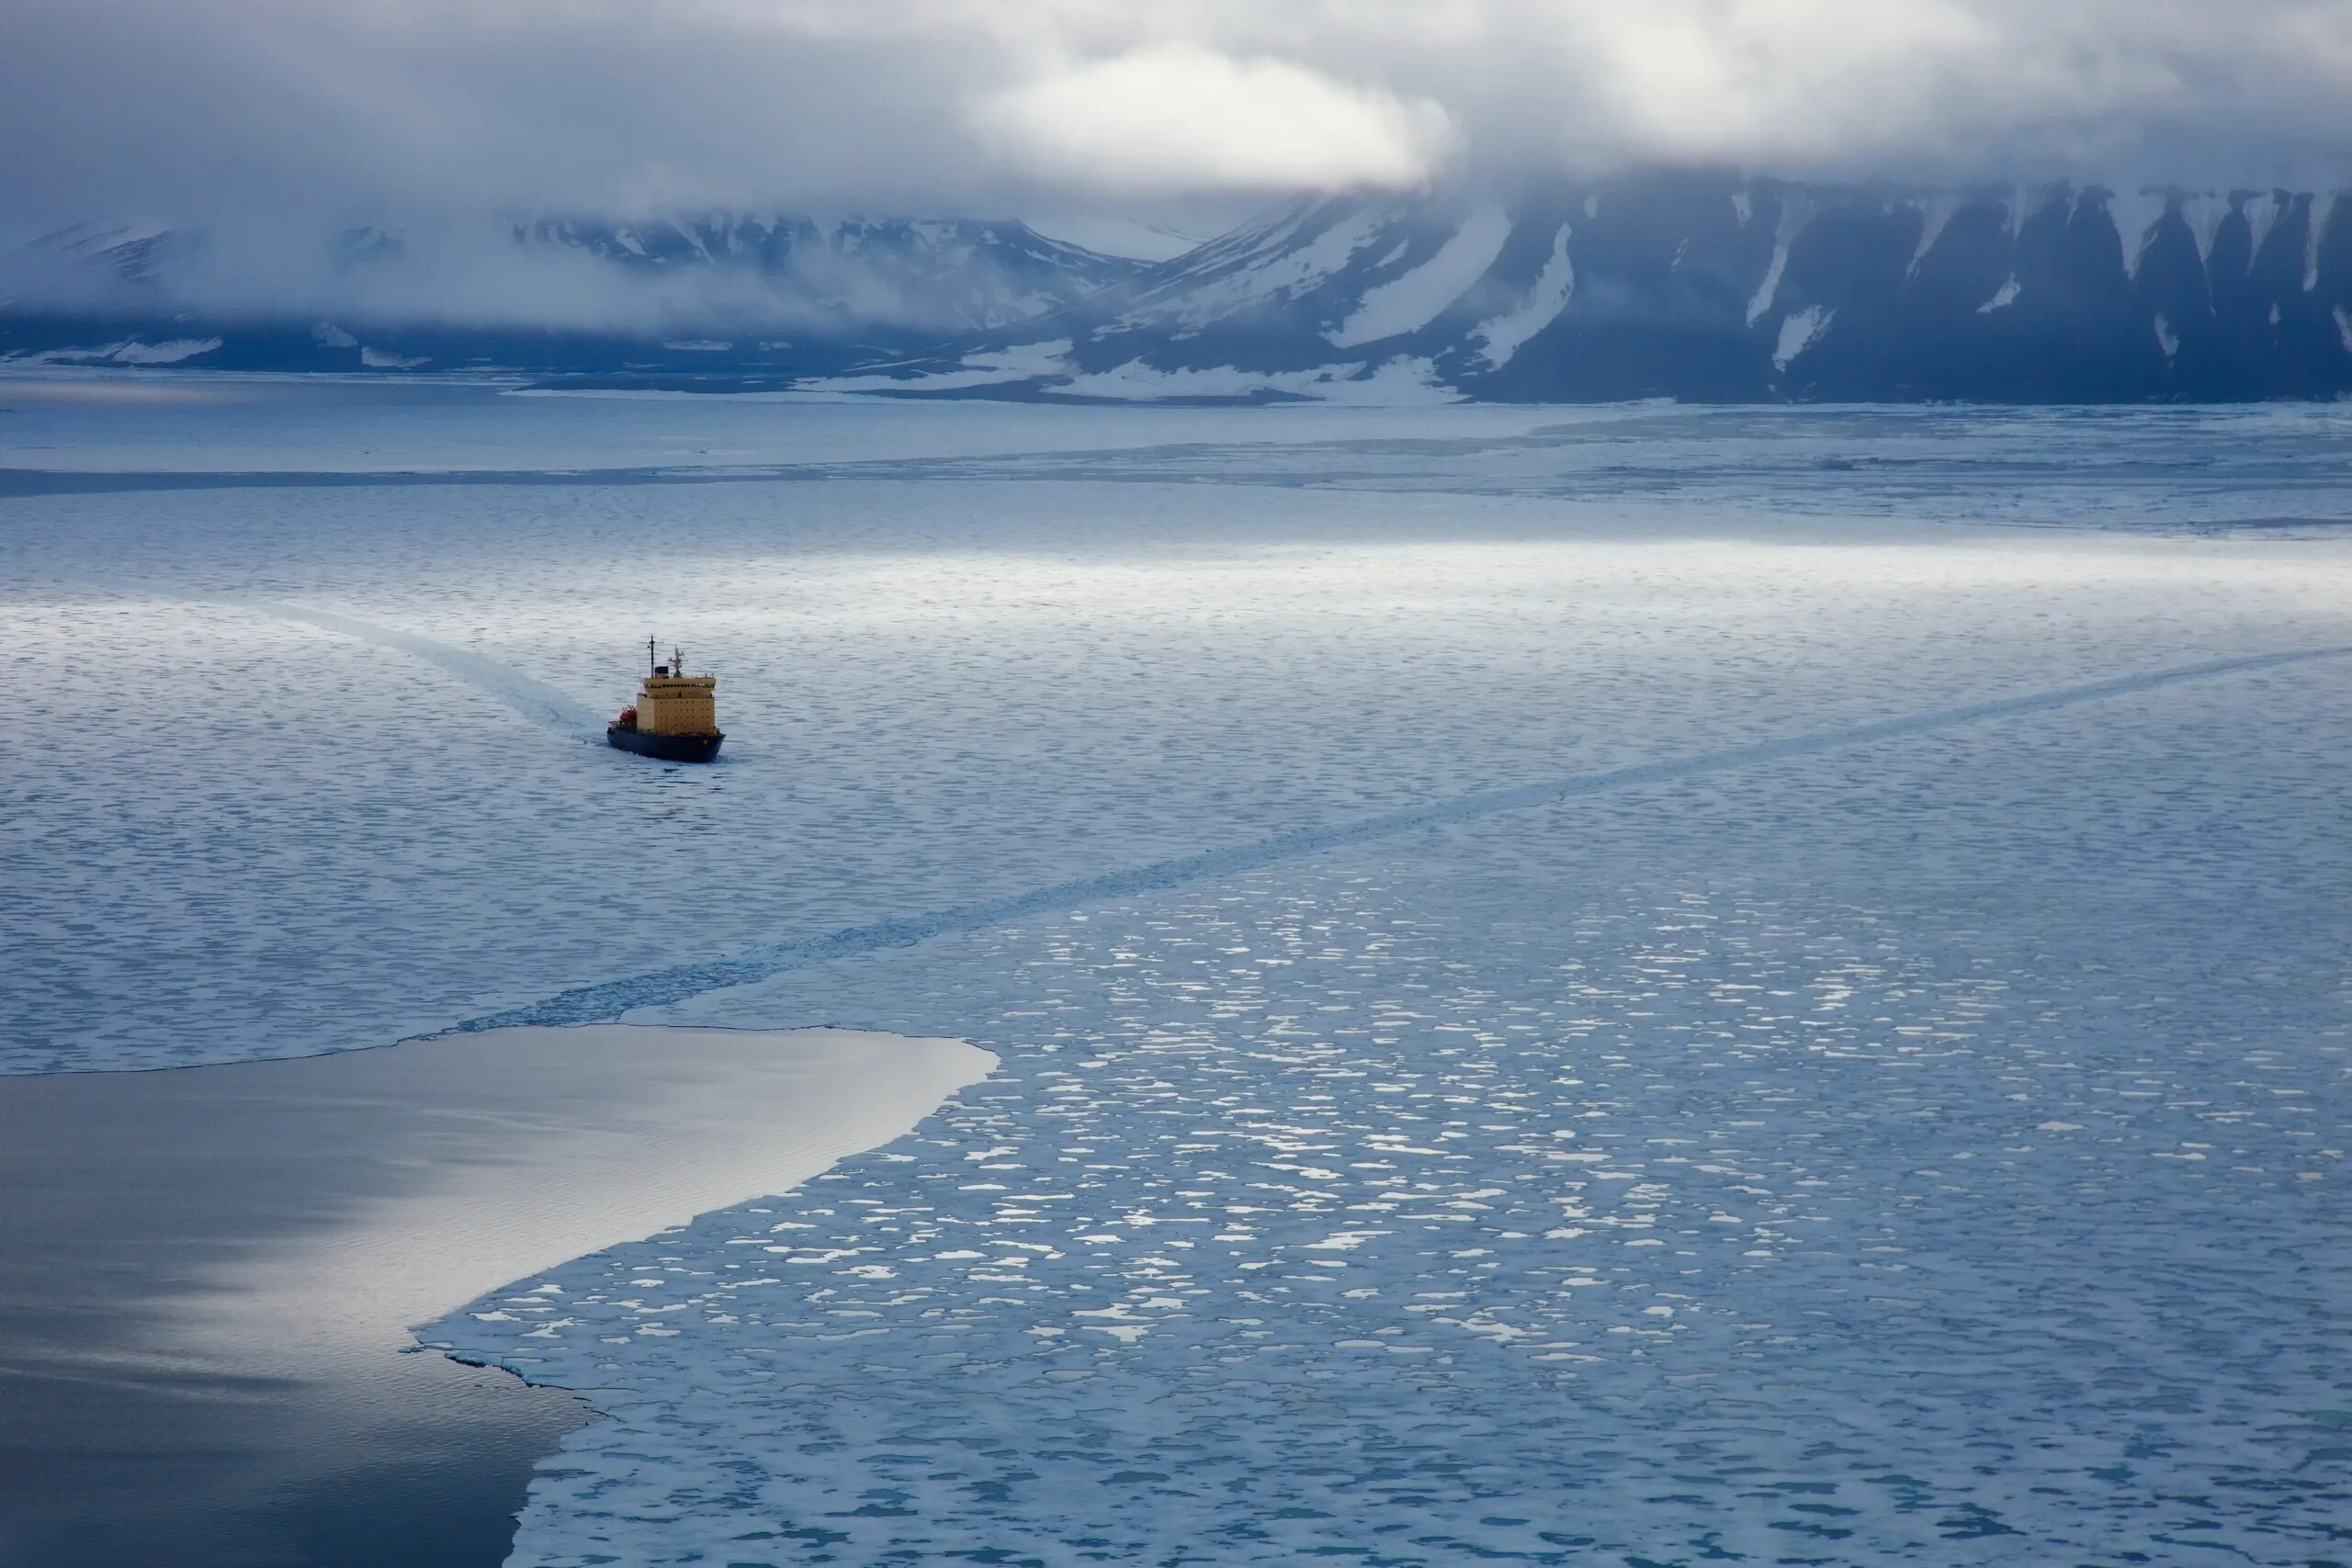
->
<box><xmin>608</xmin><ymin>639</ymin><xmax>725</xmax><ymax>762</ymax></box>
<box><xmin>634</xmin><ymin>666</ymin><xmax>718</xmax><ymax>738</ymax></box>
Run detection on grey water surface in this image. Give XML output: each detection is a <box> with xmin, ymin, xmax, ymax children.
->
<box><xmin>0</xmin><ymin>1025</ymin><xmax>987</xmax><ymax>1568</ymax></box>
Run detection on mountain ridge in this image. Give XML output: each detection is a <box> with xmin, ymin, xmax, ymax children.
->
<box><xmin>7</xmin><ymin>177</ymin><xmax>2350</xmax><ymax>400</ymax></box>
<box><xmin>0</xmin><ymin>213</ymin><xmax>1144</xmax><ymax>377</ymax></box>
<box><xmin>840</xmin><ymin>176</ymin><xmax>2352</xmax><ymax>403</ymax></box>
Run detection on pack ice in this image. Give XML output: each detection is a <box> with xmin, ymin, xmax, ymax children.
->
<box><xmin>3</xmin><ymin>389</ymin><xmax>2348</xmax><ymax>1565</ymax></box>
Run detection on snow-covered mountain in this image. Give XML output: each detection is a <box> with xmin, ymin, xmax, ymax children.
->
<box><xmin>14</xmin><ymin>179</ymin><xmax>2352</xmax><ymax>400</ymax></box>
<box><xmin>841</xmin><ymin>176</ymin><xmax>2352</xmax><ymax>402</ymax></box>
<box><xmin>506</xmin><ymin>215</ymin><xmax>1137</xmax><ymax>333</ymax></box>
<box><xmin>18</xmin><ymin>221</ymin><xmax>207</xmax><ymax>289</ymax></box>
<box><xmin>0</xmin><ymin>214</ymin><xmax>1144</xmax><ymax>375</ymax></box>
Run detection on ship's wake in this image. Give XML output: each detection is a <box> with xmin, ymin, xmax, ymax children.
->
<box><xmin>448</xmin><ymin>641</ymin><xmax>2352</xmax><ymax>1035</ymax></box>
<box><xmin>264</xmin><ymin>602</ymin><xmax>605</xmax><ymax>738</ymax></box>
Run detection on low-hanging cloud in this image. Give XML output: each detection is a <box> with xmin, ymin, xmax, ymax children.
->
<box><xmin>975</xmin><ymin>44</ymin><xmax>1458</xmax><ymax>194</ymax></box>
<box><xmin>6</xmin><ymin>0</ymin><xmax>2351</xmax><ymax>235</ymax></box>
<box><xmin>2</xmin><ymin>0</ymin><xmax>2348</xmax><ymax>328</ymax></box>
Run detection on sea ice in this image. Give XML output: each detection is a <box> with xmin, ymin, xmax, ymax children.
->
<box><xmin>4</xmin><ymin>387</ymin><xmax>2348</xmax><ymax>1566</ymax></box>
<box><xmin>440</xmin><ymin>655</ymin><xmax>2352</xmax><ymax>1564</ymax></box>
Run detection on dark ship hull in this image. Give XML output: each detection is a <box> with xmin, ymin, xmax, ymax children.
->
<box><xmin>607</xmin><ymin>725</ymin><xmax>724</xmax><ymax>763</ymax></box>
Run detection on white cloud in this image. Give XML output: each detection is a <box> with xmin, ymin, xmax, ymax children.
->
<box><xmin>1</xmin><ymin>0</ymin><xmax>2347</xmax><ymax>237</ymax></box>
<box><xmin>975</xmin><ymin>44</ymin><xmax>1458</xmax><ymax>194</ymax></box>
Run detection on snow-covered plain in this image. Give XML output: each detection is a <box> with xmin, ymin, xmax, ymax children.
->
<box><xmin>3</xmin><ymin>378</ymin><xmax>2349</xmax><ymax>1564</ymax></box>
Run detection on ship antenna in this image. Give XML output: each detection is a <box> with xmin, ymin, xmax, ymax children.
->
<box><xmin>648</xmin><ymin>635</ymin><xmax>657</xmax><ymax>674</ymax></box>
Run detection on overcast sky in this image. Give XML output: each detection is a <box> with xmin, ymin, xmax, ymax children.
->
<box><xmin>6</xmin><ymin>0</ymin><xmax>2351</xmax><ymax>247</ymax></box>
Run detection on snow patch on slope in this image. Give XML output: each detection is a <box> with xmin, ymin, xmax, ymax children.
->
<box><xmin>1471</xmin><ymin>225</ymin><xmax>1573</xmax><ymax>369</ymax></box>
<box><xmin>1125</xmin><ymin>209</ymin><xmax>1388</xmax><ymax>333</ymax></box>
<box><xmin>2246</xmin><ymin>192</ymin><xmax>2287</xmax><ymax>262</ymax></box>
<box><xmin>110</xmin><ymin>339</ymin><xmax>224</xmax><ymax>365</ymax></box>
<box><xmin>2107</xmin><ymin>189</ymin><xmax>2171</xmax><ymax>280</ymax></box>
<box><xmin>2308</xmin><ymin>193</ymin><xmax>2337</xmax><ymax>292</ymax></box>
<box><xmin>11</xmin><ymin>337</ymin><xmax>224</xmax><ymax>366</ymax></box>
<box><xmin>814</xmin><ymin>339</ymin><xmax>1075</xmax><ymax>393</ymax></box>
<box><xmin>2177</xmin><ymin>193</ymin><xmax>2233</xmax><ymax>265</ymax></box>
<box><xmin>1773</xmin><ymin>306</ymin><xmax>1831</xmax><ymax>371</ymax></box>
<box><xmin>1907</xmin><ymin>197</ymin><xmax>1962</xmax><ymax>276</ymax></box>
<box><xmin>1056</xmin><ymin>355</ymin><xmax>1456</xmax><ymax>405</ymax></box>
<box><xmin>1747</xmin><ymin>203</ymin><xmax>1804</xmax><ymax>327</ymax></box>
<box><xmin>1327</xmin><ymin>207</ymin><xmax>1512</xmax><ymax>348</ymax></box>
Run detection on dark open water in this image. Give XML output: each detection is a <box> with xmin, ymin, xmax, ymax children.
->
<box><xmin>0</xmin><ymin>1024</ymin><xmax>986</xmax><ymax>1568</ymax></box>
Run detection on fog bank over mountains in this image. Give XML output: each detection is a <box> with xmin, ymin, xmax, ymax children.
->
<box><xmin>8</xmin><ymin>2</ymin><xmax>2352</xmax><ymax>225</ymax></box>
<box><xmin>14</xmin><ymin>216</ymin><xmax>1153</xmax><ymax>332</ymax></box>
<box><xmin>7</xmin><ymin>175</ymin><xmax>2350</xmax><ymax>402</ymax></box>
<box><xmin>9</xmin><ymin>1</ymin><xmax>2352</xmax><ymax>398</ymax></box>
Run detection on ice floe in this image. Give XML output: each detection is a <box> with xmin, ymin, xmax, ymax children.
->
<box><xmin>5</xmin><ymin>389</ymin><xmax>2350</xmax><ymax>1566</ymax></box>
